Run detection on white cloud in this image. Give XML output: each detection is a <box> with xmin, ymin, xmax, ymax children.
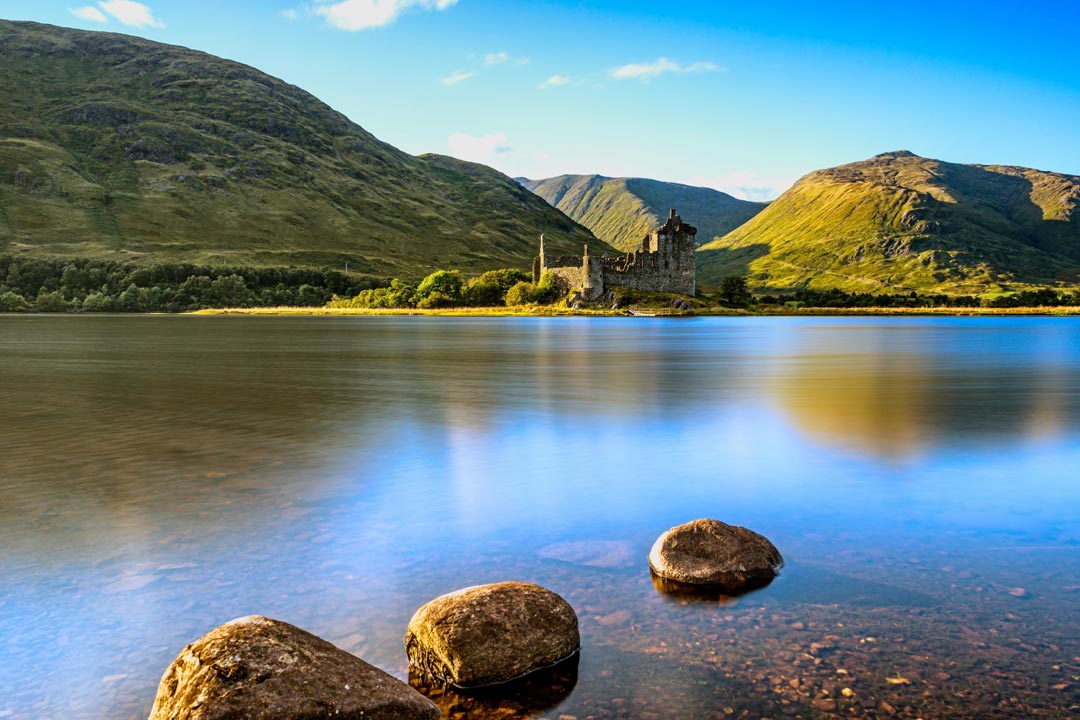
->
<box><xmin>441</xmin><ymin>70</ymin><xmax>475</xmax><ymax>86</ymax></box>
<box><xmin>70</xmin><ymin>6</ymin><xmax>109</xmax><ymax>22</ymax></box>
<box><xmin>686</xmin><ymin>171</ymin><xmax>796</xmax><ymax>202</ymax></box>
<box><xmin>538</xmin><ymin>75</ymin><xmax>570</xmax><ymax>90</ymax></box>
<box><xmin>96</xmin><ymin>0</ymin><xmax>164</xmax><ymax>28</ymax></box>
<box><xmin>316</xmin><ymin>0</ymin><xmax>459</xmax><ymax>31</ymax></box>
<box><xmin>280</xmin><ymin>8</ymin><xmax>299</xmax><ymax>20</ymax></box>
<box><xmin>612</xmin><ymin>57</ymin><xmax>723</xmax><ymax>82</ymax></box>
<box><xmin>484</xmin><ymin>52</ymin><xmax>508</xmax><ymax>66</ymax></box>
<box><xmin>448</xmin><ymin>132</ymin><xmax>511</xmax><ymax>167</ymax></box>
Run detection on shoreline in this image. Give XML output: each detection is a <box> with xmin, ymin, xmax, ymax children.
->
<box><xmin>192</xmin><ymin>305</ymin><xmax>1080</xmax><ymax>317</ymax></box>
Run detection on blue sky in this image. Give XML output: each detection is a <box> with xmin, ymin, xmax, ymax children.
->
<box><xmin>3</xmin><ymin>0</ymin><xmax>1080</xmax><ymax>199</ymax></box>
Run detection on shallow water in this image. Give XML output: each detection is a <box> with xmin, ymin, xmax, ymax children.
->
<box><xmin>2</xmin><ymin>315</ymin><xmax>1079</xmax><ymax>719</ymax></box>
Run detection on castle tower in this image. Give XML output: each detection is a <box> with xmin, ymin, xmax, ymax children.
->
<box><xmin>581</xmin><ymin>244</ymin><xmax>592</xmax><ymax>291</ymax></box>
<box><xmin>533</xmin><ymin>234</ymin><xmax>547</xmax><ymax>283</ymax></box>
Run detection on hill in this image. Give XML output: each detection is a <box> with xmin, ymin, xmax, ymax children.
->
<box><xmin>521</xmin><ymin>174</ymin><xmax>765</xmax><ymax>252</ymax></box>
<box><xmin>0</xmin><ymin>20</ymin><xmax>608</xmax><ymax>276</ymax></box>
<box><xmin>697</xmin><ymin>151</ymin><xmax>1080</xmax><ymax>294</ymax></box>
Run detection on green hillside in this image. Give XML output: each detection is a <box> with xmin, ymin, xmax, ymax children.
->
<box><xmin>697</xmin><ymin>151</ymin><xmax>1080</xmax><ymax>294</ymax></box>
<box><xmin>0</xmin><ymin>20</ymin><xmax>607</xmax><ymax>276</ymax></box>
<box><xmin>522</xmin><ymin>174</ymin><xmax>765</xmax><ymax>252</ymax></box>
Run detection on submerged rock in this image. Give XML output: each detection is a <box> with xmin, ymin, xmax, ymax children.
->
<box><xmin>147</xmin><ymin>615</ymin><xmax>438</xmax><ymax>720</ymax></box>
<box><xmin>405</xmin><ymin>581</ymin><xmax>579</xmax><ymax>689</ymax></box>
<box><xmin>539</xmin><ymin>539</ymin><xmax>636</xmax><ymax>569</ymax></box>
<box><xmin>649</xmin><ymin>518</ymin><xmax>783</xmax><ymax>592</ymax></box>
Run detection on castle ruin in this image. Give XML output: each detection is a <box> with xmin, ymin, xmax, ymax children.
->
<box><xmin>533</xmin><ymin>209</ymin><xmax>697</xmax><ymax>301</ymax></box>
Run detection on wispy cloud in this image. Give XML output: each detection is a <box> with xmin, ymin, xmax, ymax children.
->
<box><xmin>69</xmin><ymin>6</ymin><xmax>108</xmax><ymax>22</ymax></box>
<box><xmin>484</xmin><ymin>52</ymin><xmax>509</xmax><ymax>66</ymax></box>
<box><xmin>448</xmin><ymin>132</ymin><xmax>511</xmax><ymax>166</ymax></box>
<box><xmin>279</xmin><ymin>8</ymin><xmax>299</xmax><ymax>20</ymax></box>
<box><xmin>611</xmin><ymin>57</ymin><xmax>723</xmax><ymax>82</ymax></box>
<box><xmin>316</xmin><ymin>0</ymin><xmax>459</xmax><ymax>31</ymax></box>
<box><xmin>686</xmin><ymin>171</ymin><xmax>794</xmax><ymax>202</ymax></box>
<box><xmin>441</xmin><ymin>70</ymin><xmax>475</xmax><ymax>86</ymax></box>
<box><xmin>538</xmin><ymin>75</ymin><xmax>570</xmax><ymax>90</ymax></box>
<box><xmin>97</xmin><ymin>0</ymin><xmax>165</xmax><ymax>28</ymax></box>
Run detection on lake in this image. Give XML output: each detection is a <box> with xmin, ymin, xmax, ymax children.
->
<box><xmin>2</xmin><ymin>315</ymin><xmax>1080</xmax><ymax>719</ymax></box>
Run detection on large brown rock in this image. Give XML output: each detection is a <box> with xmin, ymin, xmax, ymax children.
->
<box><xmin>147</xmin><ymin>615</ymin><xmax>439</xmax><ymax>720</ymax></box>
<box><xmin>404</xmin><ymin>581</ymin><xmax>579</xmax><ymax>689</ymax></box>
<box><xmin>649</xmin><ymin>519</ymin><xmax>783</xmax><ymax>592</ymax></box>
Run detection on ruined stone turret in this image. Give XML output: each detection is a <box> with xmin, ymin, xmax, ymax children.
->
<box><xmin>532</xmin><ymin>209</ymin><xmax>697</xmax><ymax>301</ymax></box>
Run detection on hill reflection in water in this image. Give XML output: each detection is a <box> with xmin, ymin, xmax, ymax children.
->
<box><xmin>2</xmin><ymin>315</ymin><xmax>1080</xmax><ymax>720</ymax></box>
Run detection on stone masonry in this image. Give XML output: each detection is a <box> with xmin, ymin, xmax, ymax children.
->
<box><xmin>533</xmin><ymin>209</ymin><xmax>696</xmax><ymax>301</ymax></box>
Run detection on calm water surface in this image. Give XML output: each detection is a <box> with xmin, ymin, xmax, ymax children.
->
<box><xmin>2</xmin><ymin>315</ymin><xmax>1080</xmax><ymax>719</ymax></box>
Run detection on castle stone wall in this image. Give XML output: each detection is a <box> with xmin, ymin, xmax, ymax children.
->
<box><xmin>534</xmin><ymin>209</ymin><xmax>696</xmax><ymax>301</ymax></box>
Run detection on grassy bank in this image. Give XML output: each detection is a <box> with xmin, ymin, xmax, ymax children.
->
<box><xmin>193</xmin><ymin>305</ymin><xmax>1080</xmax><ymax>317</ymax></box>
<box><xmin>194</xmin><ymin>305</ymin><xmax>626</xmax><ymax>317</ymax></box>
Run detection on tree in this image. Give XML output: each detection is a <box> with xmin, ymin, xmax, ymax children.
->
<box><xmin>380</xmin><ymin>279</ymin><xmax>417</xmax><ymax>308</ymax></box>
<box><xmin>118</xmin><ymin>283</ymin><xmax>143</xmax><ymax>312</ymax></box>
<box><xmin>718</xmin><ymin>275</ymin><xmax>752</xmax><ymax>306</ymax></box>
<box><xmin>415</xmin><ymin>270</ymin><xmax>464</xmax><ymax>306</ymax></box>
<box><xmin>82</xmin><ymin>292</ymin><xmax>112</xmax><ymax>312</ymax></box>
<box><xmin>0</xmin><ymin>291</ymin><xmax>28</xmax><ymax>312</ymax></box>
<box><xmin>177</xmin><ymin>275</ymin><xmax>213</xmax><ymax>306</ymax></box>
<box><xmin>297</xmin><ymin>284</ymin><xmax>324</xmax><ymax>307</ymax></box>
<box><xmin>35</xmin><ymin>290</ymin><xmax>70</xmax><ymax>312</ymax></box>
<box><xmin>464</xmin><ymin>280</ymin><xmax>504</xmax><ymax>307</ymax></box>
<box><xmin>533</xmin><ymin>271</ymin><xmax>560</xmax><ymax>304</ymax></box>
<box><xmin>505</xmin><ymin>281</ymin><xmax>539</xmax><ymax>306</ymax></box>
<box><xmin>474</xmin><ymin>269</ymin><xmax>530</xmax><ymax>293</ymax></box>
<box><xmin>205</xmin><ymin>275</ymin><xmax>253</xmax><ymax>307</ymax></box>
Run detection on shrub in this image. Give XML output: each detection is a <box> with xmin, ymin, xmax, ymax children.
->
<box><xmin>474</xmin><ymin>269</ymin><xmax>530</xmax><ymax>293</ymax></box>
<box><xmin>35</xmin><ymin>290</ymin><xmax>70</xmax><ymax>312</ymax></box>
<box><xmin>381</xmin><ymin>279</ymin><xmax>417</xmax><ymax>308</ymax></box>
<box><xmin>0</xmin><ymin>291</ymin><xmax>28</xmax><ymax>312</ymax></box>
<box><xmin>417</xmin><ymin>291</ymin><xmax>459</xmax><ymax>309</ymax></box>
<box><xmin>718</xmin><ymin>275</ymin><xmax>752</xmax><ymax>306</ymax></box>
<box><xmin>82</xmin><ymin>292</ymin><xmax>112</xmax><ymax>312</ymax></box>
<box><xmin>533</xmin><ymin>271</ymin><xmax>560</xmax><ymax>304</ymax></box>
<box><xmin>505</xmin><ymin>281</ymin><xmax>537</xmax><ymax>306</ymax></box>
<box><xmin>464</xmin><ymin>281</ymin><xmax>503</xmax><ymax>307</ymax></box>
<box><xmin>415</xmin><ymin>270</ymin><xmax>464</xmax><ymax>306</ymax></box>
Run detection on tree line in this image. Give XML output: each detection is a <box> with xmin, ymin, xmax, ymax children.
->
<box><xmin>754</xmin><ymin>285</ymin><xmax>1080</xmax><ymax>309</ymax></box>
<box><xmin>3</xmin><ymin>256</ymin><xmax>1078</xmax><ymax>313</ymax></box>
<box><xmin>0</xmin><ymin>256</ymin><xmax>385</xmax><ymax>312</ymax></box>
<box><xmin>326</xmin><ymin>269</ymin><xmax>558</xmax><ymax>309</ymax></box>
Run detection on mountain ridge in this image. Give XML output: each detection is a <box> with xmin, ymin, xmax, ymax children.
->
<box><xmin>697</xmin><ymin>151</ymin><xmax>1080</xmax><ymax>294</ymax></box>
<box><xmin>522</xmin><ymin>173</ymin><xmax>766</xmax><ymax>252</ymax></box>
<box><xmin>0</xmin><ymin>20</ymin><xmax>611</xmax><ymax>276</ymax></box>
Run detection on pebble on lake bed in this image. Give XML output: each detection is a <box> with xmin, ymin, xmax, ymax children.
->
<box><xmin>146</xmin><ymin>615</ymin><xmax>438</xmax><ymax>720</ymax></box>
<box><xmin>649</xmin><ymin>518</ymin><xmax>783</xmax><ymax>592</ymax></box>
<box><xmin>405</xmin><ymin>581</ymin><xmax>580</xmax><ymax>689</ymax></box>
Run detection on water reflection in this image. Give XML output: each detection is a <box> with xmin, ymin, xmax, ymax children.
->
<box><xmin>649</xmin><ymin>570</ymin><xmax>765</xmax><ymax>604</ymax></box>
<box><xmin>756</xmin><ymin>319</ymin><xmax>1080</xmax><ymax>459</ymax></box>
<box><xmin>2</xmin><ymin>316</ymin><xmax>1080</xmax><ymax>720</ymax></box>
<box><xmin>410</xmin><ymin>655</ymin><xmax>579</xmax><ymax>719</ymax></box>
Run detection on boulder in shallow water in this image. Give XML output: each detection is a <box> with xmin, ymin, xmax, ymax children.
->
<box><xmin>147</xmin><ymin>615</ymin><xmax>439</xmax><ymax>720</ymax></box>
<box><xmin>405</xmin><ymin>581</ymin><xmax>579</xmax><ymax>688</ymax></box>
<box><xmin>649</xmin><ymin>518</ymin><xmax>783</xmax><ymax>592</ymax></box>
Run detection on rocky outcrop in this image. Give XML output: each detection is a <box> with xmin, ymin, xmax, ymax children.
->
<box><xmin>405</xmin><ymin>581</ymin><xmax>579</xmax><ymax>689</ymax></box>
<box><xmin>649</xmin><ymin>519</ymin><xmax>783</xmax><ymax>592</ymax></box>
<box><xmin>147</xmin><ymin>615</ymin><xmax>439</xmax><ymax>720</ymax></box>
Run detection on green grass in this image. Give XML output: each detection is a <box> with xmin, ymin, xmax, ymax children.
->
<box><xmin>193</xmin><ymin>303</ymin><xmax>1080</xmax><ymax>318</ymax></box>
<box><xmin>0</xmin><ymin>20</ymin><xmax>615</xmax><ymax>277</ymax></box>
<box><xmin>522</xmin><ymin>174</ymin><xmax>766</xmax><ymax>251</ymax></box>
<box><xmin>697</xmin><ymin>151</ymin><xmax>1080</xmax><ymax>295</ymax></box>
